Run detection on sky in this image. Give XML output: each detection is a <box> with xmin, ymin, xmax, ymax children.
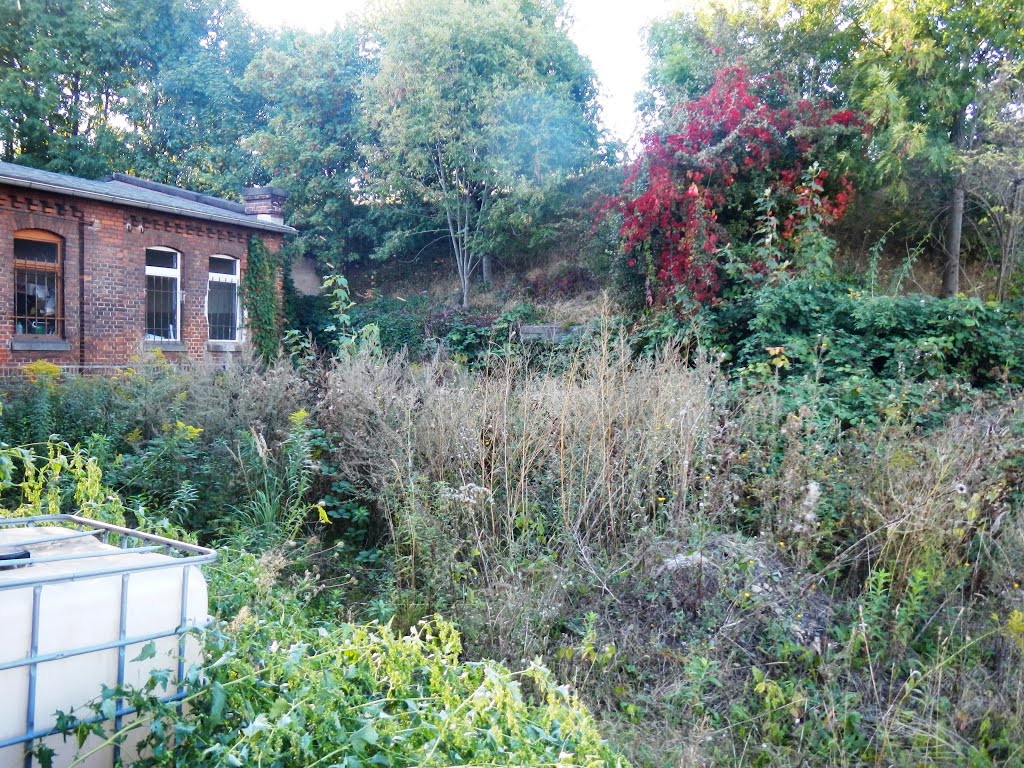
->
<box><xmin>235</xmin><ymin>0</ymin><xmax>680</xmax><ymax>144</ymax></box>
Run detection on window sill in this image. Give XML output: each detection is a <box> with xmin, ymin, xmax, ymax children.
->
<box><xmin>207</xmin><ymin>340</ymin><xmax>242</xmax><ymax>353</ymax></box>
<box><xmin>11</xmin><ymin>337</ymin><xmax>71</xmax><ymax>352</ymax></box>
<box><xmin>143</xmin><ymin>340</ymin><xmax>186</xmax><ymax>352</ymax></box>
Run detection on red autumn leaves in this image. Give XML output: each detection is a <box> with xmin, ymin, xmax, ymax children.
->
<box><xmin>605</xmin><ymin>65</ymin><xmax>865</xmax><ymax>308</ymax></box>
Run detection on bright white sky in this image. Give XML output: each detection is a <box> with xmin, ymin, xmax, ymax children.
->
<box><xmin>235</xmin><ymin>0</ymin><xmax>681</xmax><ymax>144</ymax></box>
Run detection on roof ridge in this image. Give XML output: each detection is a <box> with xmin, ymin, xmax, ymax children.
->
<box><xmin>106</xmin><ymin>173</ymin><xmax>246</xmax><ymax>214</ymax></box>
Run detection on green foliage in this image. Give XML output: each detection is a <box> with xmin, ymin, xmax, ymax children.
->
<box><xmin>0</xmin><ymin>363</ymin><xmax>58</xmax><ymax>444</ymax></box>
<box><xmin>321</xmin><ymin>272</ymin><xmax>383</xmax><ymax>360</ymax></box>
<box><xmin>431</xmin><ymin>303</ymin><xmax>542</xmax><ymax>367</ymax></box>
<box><xmin>837</xmin><ymin>0</ymin><xmax>1024</xmax><ymax>189</ymax></box>
<box><xmin>360</xmin><ymin>0</ymin><xmax>605</xmax><ymax>308</ymax></box>
<box><xmin>245</xmin><ymin>26</ymin><xmax>380</xmax><ymax>266</ymax></box>
<box><xmin>0</xmin><ymin>0</ymin><xmax>151</xmax><ymax>172</ymax></box>
<box><xmin>641</xmin><ymin>3</ymin><xmax>861</xmax><ymax>118</ymax></box>
<box><xmin>640</xmin><ymin>11</ymin><xmax>722</xmax><ymax>114</ymax></box>
<box><xmin>120</xmin><ymin>0</ymin><xmax>269</xmax><ymax>195</ymax></box>
<box><xmin>350</xmin><ymin>295</ymin><xmax>432</xmax><ymax>357</ymax></box>
<box><xmin>321</xmin><ymin>273</ymin><xmax>356</xmax><ymax>350</ymax></box>
<box><xmin>104</xmin><ymin>419</ymin><xmax>208</xmax><ymax>519</ymax></box>
<box><xmin>242</xmin><ymin>236</ymin><xmax>282</xmax><ymax>363</ymax></box>
<box><xmin>284</xmin><ymin>272</ymin><xmax>384</xmax><ymax>365</ymax></box>
<box><xmin>1</xmin><ymin>359</ymin><xmax>313</xmax><ymax>535</ymax></box>
<box><xmin>49</xmin><ymin>572</ymin><xmax>627</xmax><ymax>768</ymax></box>
<box><xmin>694</xmin><ymin>279</ymin><xmax>1024</xmax><ymax>425</ymax></box>
<box><xmin>0</xmin><ymin>436</ymin><xmax>126</xmax><ymax>524</ymax></box>
<box><xmin>0</xmin><ymin>0</ymin><xmax>267</xmax><ymax>190</ymax></box>
<box><xmin>340</xmin><ymin>298</ymin><xmax>548</xmax><ymax>366</ymax></box>
<box><xmin>230</xmin><ymin>409</ymin><xmax>322</xmax><ymax>549</ymax></box>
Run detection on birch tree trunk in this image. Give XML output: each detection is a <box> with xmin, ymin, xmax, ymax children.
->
<box><xmin>942</xmin><ymin>110</ymin><xmax>970</xmax><ymax>297</ymax></box>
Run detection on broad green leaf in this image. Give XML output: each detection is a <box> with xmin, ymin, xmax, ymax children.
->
<box><xmin>131</xmin><ymin>641</ymin><xmax>157</xmax><ymax>663</ymax></box>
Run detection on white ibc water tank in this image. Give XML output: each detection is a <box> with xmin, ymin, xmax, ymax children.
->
<box><xmin>0</xmin><ymin>516</ymin><xmax>215</xmax><ymax>768</ymax></box>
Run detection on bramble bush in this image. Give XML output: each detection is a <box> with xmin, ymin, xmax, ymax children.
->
<box><xmin>705</xmin><ymin>279</ymin><xmax>1024</xmax><ymax>425</ymax></box>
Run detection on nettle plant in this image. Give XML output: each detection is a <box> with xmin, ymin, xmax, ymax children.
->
<box><xmin>606</xmin><ymin>65</ymin><xmax>864</xmax><ymax>308</ymax></box>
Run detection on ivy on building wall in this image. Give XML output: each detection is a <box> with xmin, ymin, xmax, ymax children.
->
<box><xmin>242</xmin><ymin>235</ymin><xmax>282</xmax><ymax>362</ymax></box>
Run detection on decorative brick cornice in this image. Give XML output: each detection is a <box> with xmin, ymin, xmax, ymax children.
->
<box><xmin>121</xmin><ymin>213</ymin><xmax>247</xmax><ymax>243</ymax></box>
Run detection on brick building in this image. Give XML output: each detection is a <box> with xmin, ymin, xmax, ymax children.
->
<box><xmin>0</xmin><ymin>161</ymin><xmax>293</xmax><ymax>369</ymax></box>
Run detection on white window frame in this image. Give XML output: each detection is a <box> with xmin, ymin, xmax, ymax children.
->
<box><xmin>207</xmin><ymin>255</ymin><xmax>242</xmax><ymax>342</ymax></box>
<box><xmin>145</xmin><ymin>247</ymin><xmax>181</xmax><ymax>342</ymax></box>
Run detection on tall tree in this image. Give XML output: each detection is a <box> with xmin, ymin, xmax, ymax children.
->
<box><xmin>960</xmin><ymin>116</ymin><xmax>1024</xmax><ymax>299</ymax></box>
<box><xmin>245</xmin><ymin>26</ymin><xmax>378</xmax><ymax>267</ymax></box>
<box><xmin>121</xmin><ymin>0</ymin><xmax>270</xmax><ymax>196</ymax></box>
<box><xmin>0</xmin><ymin>0</ymin><xmax>153</xmax><ymax>175</ymax></box>
<box><xmin>0</xmin><ymin>0</ymin><xmax>267</xmax><ymax>193</ymax></box>
<box><xmin>839</xmin><ymin>0</ymin><xmax>1024</xmax><ymax>295</ymax></box>
<box><xmin>641</xmin><ymin>1</ymin><xmax>860</xmax><ymax>120</ymax></box>
<box><xmin>359</xmin><ymin>0</ymin><xmax>603</xmax><ymax>308</ymax></box>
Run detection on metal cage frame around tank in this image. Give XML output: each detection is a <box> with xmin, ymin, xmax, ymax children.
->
<box><xmin>0</xmin><ymin>514</ymin><xmax>217</xmax><ymax>767</ymax></box>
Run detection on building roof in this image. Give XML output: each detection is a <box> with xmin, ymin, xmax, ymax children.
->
<box><xmin>0</xmin><ymin>161</ymin><xmax>295</xmax><ymax>235</ymax></box>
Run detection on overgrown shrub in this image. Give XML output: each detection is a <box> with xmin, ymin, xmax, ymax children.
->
<box><xmin>633</xmin><ymin>279</ymin><xmax>1024</xmax><ymax>426</ymax></box>
<box><xmin>0</xmin><ymin>355</ymin><xmax>312</xmax><ymax>535</ymax></box>
<box><xmin>604</xmin><ymin>65</ymin><xmax>864</xmax><ymax>307</ymax></box>
<box><xmin>350</xmin><ymin>295</ymin><xmax>431</xmax><ymax>356</ymax></box>
<box><xmin>48</xmin><ymin>552</ymin><xmax>627</xmax><ymax>768</ymax></box>
<box><xmin>316</xmin><ymin>325</ymin><xmax>721</xmax><ymax>568</ymax></box>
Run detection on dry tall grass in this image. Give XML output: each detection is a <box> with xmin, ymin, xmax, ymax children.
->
<box><xmin>850</xmin><ymin>398</ymin><xmax>1023</xmax><ymax>595</ymax></box>
<box><xmin>315</xmin><ymin>327</ymin><xmax>722</xmax><ymax>606</ymax></box>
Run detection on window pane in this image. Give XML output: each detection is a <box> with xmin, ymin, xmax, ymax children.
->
<box><xmin>209</xmin><ymin>257</ymin><xmax>237</xmax><ymax>276</ymax></box>
<box><xmin>145</xmin><ymin>249</ymin><xmax>177</xmax><ymax>269</ymax></box>
<box><xmin>146</xmin><ymin>275</ymin><xmax>178</xmax><ymax>339</ymax></box>
<box><xmin>15</xmin><ymin>268</ymin><xmax>59</xmax><ymax>335</ymax></box>
<box><xmin>208</xmin><ymin>281</ymin><xmax>238</xmax><ymax>341</ymax></box>
<box><xmin>14</xmin><ymin>239</ymin><xmax>58</xmax><ymax>264</ymax></box>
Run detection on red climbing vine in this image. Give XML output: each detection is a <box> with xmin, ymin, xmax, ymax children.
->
<box><xmin>602</xmin><ymin>65</ymin><xmax>866</xmax><ymax>309</ymax></box>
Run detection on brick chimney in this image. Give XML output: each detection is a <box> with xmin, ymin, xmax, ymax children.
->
<box><xmin>241</xmin><ymin>187</ymin><xmax>287</xmax><ymax>226</ymax></box>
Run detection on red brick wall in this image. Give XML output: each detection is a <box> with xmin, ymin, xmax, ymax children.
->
<box><xmin>0</xmin><ymin>184</ymin><xmax>284</xmax><ymax>368</ymax></box>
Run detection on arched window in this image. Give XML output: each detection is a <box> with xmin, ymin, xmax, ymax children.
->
<box><xmin>145</xmin><ymin>247</ymin><xmax>180</xmax><ymax>341</ymax></box>
<box><xmin>14</xmin><ymin>229</ymin><xmax>63</xmax><ymax>338</ymax></box>
<box><xmin>207</xmin><ymin>256</ymin><xmax>240</xmax><ymax>342</ymax></box>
